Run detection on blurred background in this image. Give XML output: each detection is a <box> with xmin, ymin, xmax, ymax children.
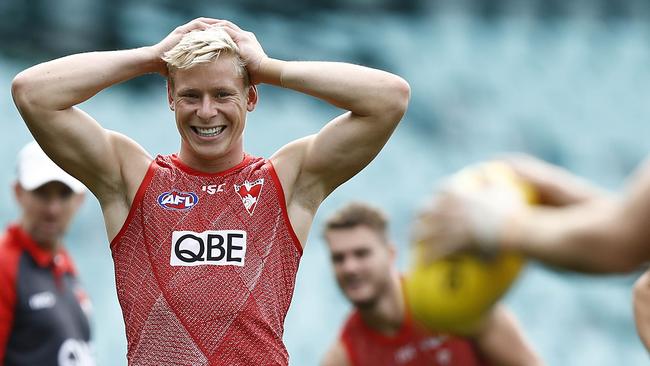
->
<box><xmin>2</xmin><ymin>0</ymin><xmax>650</xmax><ymax>364</ymax></box>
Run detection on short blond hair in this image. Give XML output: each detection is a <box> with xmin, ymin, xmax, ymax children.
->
<box><xmin>162</xmin><ymin>27</ymin><xmax>248</xmax><ymax>85</ymax></box>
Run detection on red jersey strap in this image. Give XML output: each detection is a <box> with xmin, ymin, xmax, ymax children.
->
<box><xmin>110</xmin><ymin>158</ymin><xmax>157</xmax><ymax>250</ymax></box>
<box><xmin>266</xmin><ymin>160</ymin><xmax>303</xmax><ymax>255</ymax></box>
<box><xmin>0</xmin><ymin>229</ymin><xmax>22</xmax><ymax>364</ymax></box>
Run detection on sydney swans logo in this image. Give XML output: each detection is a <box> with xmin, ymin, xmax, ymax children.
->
<box><xmin>234</xmin><ymin>179</ymin><xmax>264</xmax><ymax>215</ymax></box>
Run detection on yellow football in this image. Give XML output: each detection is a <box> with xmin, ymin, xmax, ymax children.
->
<box><xmin>404</xmin><ymin>161</ymin><xmax>537</xmax><ymax>335</ymax></box>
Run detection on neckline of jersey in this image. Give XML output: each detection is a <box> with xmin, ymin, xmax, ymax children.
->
<box><xmin>169</xmin><ymin>153</ymin><xmax>255</xmax><ymax>177</ymax></box>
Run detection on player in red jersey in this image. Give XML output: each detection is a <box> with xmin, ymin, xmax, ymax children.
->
<box><xmin>322</xmin><ymin>202</ymin><xmax>542</xmax><ymax>366</ymax></box>
<box><xmin>12</xmin><ymin>18</ymin><xmax>410</xmax><ymax>365</ymax></box>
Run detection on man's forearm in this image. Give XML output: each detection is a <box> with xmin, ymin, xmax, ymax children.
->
<box><xmin>506</xmin><ymin>156</ymin><xmax>609</xmax><ymax>206</ymax></box>
<box><xmin>12</xmin><ymin>47</ymin><xmax>160</xmax><ymax>112</ymax></box>
<box><xmin>502</xmin><ymin>200</ymin><xmax>644</xmax><ymax>273</ymax></box>
<box><xmin>257</xmin><ymin>58</ymin><xmax>409</xmax><ymax>119</ymax></box>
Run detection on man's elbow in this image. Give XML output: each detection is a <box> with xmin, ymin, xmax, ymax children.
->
<box><xmin>634</xmin><ymin>272</ymin><xmax>650</xmax><ymax>303</ymax></box>
<box><xmin>386</xmin><ymin>76</ymin><xmax>411</xmax><ymax>120</ymax></box>
<box><xmin>368</xmin><ymin>76</ymin><xmax>410</xmax><ymax>122</ymax></box>
<box><xmin>11</xmin><ymin>71</ymin><xmax>36</xmax><ymax>111</ymax></box>
<box><xmin>633</xmin><ymin>271</ymin><xmax>650</xmax><ymax>344</ymax></box>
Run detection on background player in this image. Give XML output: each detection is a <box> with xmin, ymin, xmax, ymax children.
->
<box><xmin>0</xmin><ymin>141</ymin><xmax>93</xmax><ymax>365</ymax></box>
<box><xmin>322</xmin><ymin>201</ymin><xmax>541</xmax><ymax>366</ymax></box>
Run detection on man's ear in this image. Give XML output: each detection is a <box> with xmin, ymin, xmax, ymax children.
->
<box><xmin>246</xmin><ymin>85</ymin><xmax>258</xmax><ymax>112</ymax></box>
<box><xmin>167</xmin><ymin>79</ymin><xmax>175</xmax><ymax>111</ymax></box>
<box><xmin>13</xmin><ymin>182</ymin><xmax>25</xmax><ymax>206</ymax></box>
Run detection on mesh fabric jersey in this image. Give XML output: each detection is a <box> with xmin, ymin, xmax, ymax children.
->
<box><xmin>111</xmin><ymin>154</ymin><xmax>302</xmax><ymax>366</ymax></box>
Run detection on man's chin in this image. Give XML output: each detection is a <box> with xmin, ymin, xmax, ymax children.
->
<box><xmin>347</xmin><ymin>293</ymin><xmax>377</xmax><ymax>309</ymax></box>
<box><xmin>33</xmin><ymin>230</ymin><xmax>62</xmax><ymax>249</ymax></box>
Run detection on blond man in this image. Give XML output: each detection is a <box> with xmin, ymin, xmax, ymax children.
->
<box><xmin>12</xmin><ymin>18</ymin><xmax>410</xmax><ymax>365</ymax></box>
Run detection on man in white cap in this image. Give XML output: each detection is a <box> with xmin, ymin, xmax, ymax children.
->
<box><xmin>0</xmin><ymin>141</ymin><xmax>94</xmax><ymax>365</ymax></box>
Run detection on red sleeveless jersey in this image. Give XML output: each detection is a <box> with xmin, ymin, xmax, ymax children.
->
<box><xmin>110</xmin><ymin>154</ymin><xmax>302</xmax><ymax>365</ymax></box>
<box><xmin>340</xmin><ymin>311</ymin><xmax>487</xmax><ymax>366</ymax></box>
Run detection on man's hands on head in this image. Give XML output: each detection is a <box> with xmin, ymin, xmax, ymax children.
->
<box><xmin>148</xmin><ymin>18</ymin><xmax>221</xmax><ymax>76</ymax></box>
<box><xmin>212</xmin><ymin>20</ymin><xmax>270</xmax><ymax>85</ymax></box>
<box><xmin>148</xmin><ymin>17</ymin><xmax>271</xmax><ymax>83</ymax></box>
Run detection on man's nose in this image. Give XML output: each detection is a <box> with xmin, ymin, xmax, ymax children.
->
<box><xmin>196</xmin><ymin>96</ymin><xmax>218</xmax><ymax>120</ymax></box>
<box><xmin>43</xmin><ymin>197</ymin><xmax>66</xmax><ymax>215</ymax></box>
<box><xmin>340</xmin><ymin>257</ymin><xmax>360</xmax><ymax>273</ymax></box>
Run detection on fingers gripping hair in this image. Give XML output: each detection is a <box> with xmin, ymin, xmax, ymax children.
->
<box><xmin>162</xmin><ymin>26</ymin><xmax>249</xmax><ymax>85</ymax></box>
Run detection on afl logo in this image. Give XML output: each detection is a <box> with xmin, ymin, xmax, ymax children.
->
<box><xmin>158</xmin><ymin>191</ymin><xmax>199</xmax><ymax>211</ymax></box>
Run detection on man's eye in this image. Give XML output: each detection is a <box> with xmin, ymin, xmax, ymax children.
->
<box><xmin>180</xmin><ymin>93</ymin><xmax>198</xmax><ymax>99</ymax></box>
<box><xmin>355</xmin><ymin>249</ymin><xmax>369</xmax><ymax>258</ymax></box>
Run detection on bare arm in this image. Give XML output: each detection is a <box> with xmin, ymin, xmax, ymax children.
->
<box><xmin>320</xmin><ymin>340</ymin><xmax>351</xmax><ymax>366</ymax></box>
<box><xmin>414</xmin><ymin>157</ymin><xmax>650</xmax><ymax>272</ymax></box>
<box><xmin>503</xmin><ymin>158</ymin><xmax>650</xmax><ymax>273</ymax></box>
<box><xmin>634</xmin><ymin>270</ymin><xmax>650</xmax><ymax>352</ymax></box>
<box><xmin>11</xmin><ymin>19</ymin><xmax>219</xmax><ymax>239</ymax></box>
<box><xmin>215</xmin><ymin>21</ymin><xmax>409</xmax><ymax>245</ymax></box>
<box><xmin>475</xmin><ymin>305</ymin><xmax>543</xmax><ymax>366</ymax></box>
<box><xmin>505</xmin><ymin>154</ymin><xmax>609</xmax><ymax>206</ymax></box>
<box><xmin>11</xmin><ymin>49</ymin><xmax>157</xmax><ymax>196</ymax></box>
<box><xmin>268</xmin><ymin>58</ymin><xmax>410</xmax><ymax>239</ymax></box>
<box><xmin>267</xmin><ymin>59</ymin><xmax>410</xmax><ymax>192</ymax></box>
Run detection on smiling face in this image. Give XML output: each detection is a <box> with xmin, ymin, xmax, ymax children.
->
<box><xmin>168</xmin><ymin>55</ymin><xmax>257</xmax><ymax>172</ymax></box>
<box><xmin>325</xmin><ymin>225</ymin><xmax>396</xmax><ymax>309</ymax></box>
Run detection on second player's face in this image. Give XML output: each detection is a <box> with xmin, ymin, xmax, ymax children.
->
<box><xmin>326</xmin><ymin>226</ymin><xmax>394</xmax><ymax>308</ymax></box>
<box><xmin>169</xmin><ymin>56</ymin><xmax>257</xmax><ymax>170</ymax></box>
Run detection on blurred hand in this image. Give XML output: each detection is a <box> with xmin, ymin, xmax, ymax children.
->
<box><xmin>411</xmin><ymin>178</ymin><xmax>526</xmax><ymax>263</ymax></box>
<box><xmin>149</xmin><ymin>17</ymin><xmax>221</xmax><ymax>76</ymax></box>
<box><xmin>213</xmin><ymin>20</ymin><xmax>269</xmax><ymax>84</ymax></box>
<box><xmin>411</xmin><ymin>192</ymin><xmax>472</xmax><ymax>262</ymax></box>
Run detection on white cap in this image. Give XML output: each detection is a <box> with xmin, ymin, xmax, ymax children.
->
<box><xmin>16</xmin><ymin>141</ymin><xmax>86</xmax><ymax>193</ymax></box>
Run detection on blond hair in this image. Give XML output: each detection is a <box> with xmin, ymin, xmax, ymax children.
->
<box><xmin>162</xmin><ymin>27</ymin><xmax>248</xmax><ymax>85</ymax></box>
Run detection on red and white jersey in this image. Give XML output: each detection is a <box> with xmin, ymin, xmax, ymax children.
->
<box><xmin>111</xmin><ymin>154</ymin><xmax>302</xmax><ymax>366</ymax></box>
<box><xmin>341</xmin><ymin>311</ymin><xmax>487</xmax><ymax>366</ymax></box>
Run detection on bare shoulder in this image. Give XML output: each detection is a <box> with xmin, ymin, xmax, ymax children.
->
<box><xmin>100</xmin><ymin>131</ymin><xmax>153</xmax><ymax>241</ymax></box>
<box><xmin>321</xmin><ymin>341</ymin><xmax>350</xmax><ymax>366</ymax></box>
<box><xmin>270</xmin><ymin>134</ymin><xmax>326</xmax><ymax>247</ymax></box>
<box><xmin>270</xmin><ymin>134</ymin><xmax>326</xmax><ymax>209</ymax></box>
<box><xmin>106</xmin><ymin>130</ymin><xmax>153</xmax><ymax>203</ymax></box>
<box><xmin>270</xmin><ymin>135</ymin><xmax>312</xmax><ymax>189</ymax></box>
